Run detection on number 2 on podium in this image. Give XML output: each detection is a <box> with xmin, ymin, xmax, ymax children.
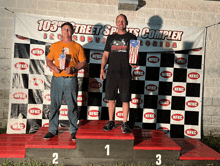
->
<box><xmin>52</xmin><ymin>153</ymin><xmax>58</xmax><ymax>164</ymax></box>
<box><xmin>105</xmin><ymin>144</ymin><xmax>110</xmax><ymax>156</ymax></box>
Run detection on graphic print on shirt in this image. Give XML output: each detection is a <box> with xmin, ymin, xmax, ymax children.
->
<box><xmin>111</xmin><ymin>39</ymin><xmax>128</xmax><ymax>52</ymax></box>
<box><xmin>64</xmin><ymin>47</ymin><xmax>69</xmax><ymax>54</ymax></box>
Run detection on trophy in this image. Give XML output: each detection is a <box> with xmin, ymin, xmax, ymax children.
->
<box><xmin>129</xmin><ymin>40</ymin><xmax>140</xmax><ymax>65</ymax></box>
<box><xmin>59</xmin><ymin>48</ymin><xmax>66</xmax><ymax>70</ymax></box>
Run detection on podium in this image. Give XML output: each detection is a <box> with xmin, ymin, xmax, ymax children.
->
<box><xmin>0</xmin><ymin>120</ymin><xmax>220</xmax><ymax>165</ymax></box>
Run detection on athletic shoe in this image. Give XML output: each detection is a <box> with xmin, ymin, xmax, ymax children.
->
<box><xmin>44</xmin><ymin>132</ymin><xmax>56</xmax><ymax>139</ymax></box>
<box><xmin>103</xmin><ymin>121</ymin><xmax>115</xmax><ymax>131</ymax></box>
<box><xmin>71</xmin><ymin>133</ymin><xmax>76</xmax><ymax>140</ymax></box>
<box><xmin>121</xmin><ymin>122</ymin><xmax>131</xmax><ymax>133</ymax></box>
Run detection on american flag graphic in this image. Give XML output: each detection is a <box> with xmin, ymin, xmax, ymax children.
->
<box><xmin>129</xmin><ymin>40</ymin><xmax>140</xmax><ymax>64</ymax></box>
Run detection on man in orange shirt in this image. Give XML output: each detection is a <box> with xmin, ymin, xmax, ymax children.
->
<box><xmin>44</xmin><ymin>22</ymin><xmax>87</xmax><ymax>140</ymax></box>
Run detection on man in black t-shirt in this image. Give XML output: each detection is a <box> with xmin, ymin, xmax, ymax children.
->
<box><xmin>100</xmin><ymin>14</ymin><xmax>138</xmax><ymax>133</ymax></box>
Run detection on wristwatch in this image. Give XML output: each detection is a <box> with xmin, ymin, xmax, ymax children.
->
<box><xmin>72</xmin><ymin>67</ymin><xmax>78</xmax><ymax>73</ymax></box>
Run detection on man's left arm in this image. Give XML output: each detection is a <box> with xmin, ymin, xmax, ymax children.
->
<box><xmin>73</xmin><ymin>61</ymin><xmax>87</xmax><ymax>72</ymax></box>
<box><xmin>64</xmin><ymin>61</ymin><xmax>87</xmax><ymax>74</ymax></box>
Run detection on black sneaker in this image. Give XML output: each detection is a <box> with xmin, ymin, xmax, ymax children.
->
<box><xmin>44</xmin><ymin>132</ymin><xmax>56</xmax><ymax>139</ymax></box>
<box><xmin>71</xmin><ymin>133</ymin><xmax>76</xmax><ymax>140</ymax></box>
<box><xmin>121</xmin><ymin>122</ymin><xmax>131</xmax><ymax>133</ymax></box>
<box><xmin>103</xmin><ymin>121</ymin><xmax>115</xmax><ymax>131</ymax></box>
<box><xmin>55</xmin><ymin>131</ymin><xmax>58</xmax><ymax>135</ymax></box>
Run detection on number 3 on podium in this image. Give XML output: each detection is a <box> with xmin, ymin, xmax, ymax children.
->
<box><xmin>156</xmin><ymin>154</ymin><xmax>162</xmax><ymax>165</ymax></box>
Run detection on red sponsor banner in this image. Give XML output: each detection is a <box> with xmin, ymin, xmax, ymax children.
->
<box><xmin>175</xmin><ymin>57</ymin><xmax>187</xmax><ymax>65</ymax></box>
<box><xmin>133</xmin><ymin>70</ymin><xmax>145</xmax><ymax>77</ymax></box>
<box><xmin>88</xmin><ymin>110</ymin><xmax>99</xmax><ymax>117</ymax></box>
<box><xmin>171</xmin><ymin>114</ymin><xmax>184</xmax><ymax>121</ymax></box>
<box><xmin>160</xmin><ymin>71</ymin><xmax>172</xmax><ymax>78</ymax></box>
<box><xmin>186</xmin><ymin>100</ymin><xmax>199</xmax><ymax>108</ymax></box>
<box><xmin>116</xmin><ymin>111</ymin><xmax>124</xmax><ymax>118</ymax></box>
<box><xmin>13</xmin><ymin>92</ymin><xmax>27</xmax><ymax>100</ymax></box>
<box><xmin>159</xmin><ymin>99</ymin><xmax>170</xmax><ymax>106</ymax></box>
<box><xmin>146</xmin><ymin>84</ymin><xmax>158</xmax><ymax>91</ymax></box>
<box><xmin>30</xmin><ymin>78</ymin><xmax>44</xmax><ymax>86</ymax></box>
<box><xmin>28</xmin><ymin>108</ymin><xmax>41</xmax><ymax>115</ymax></box>
<box><xmin>148</xmin><ymin>56</ymin><xmax>159</xmax><ymax>63</ymax></box>
<box><xmin>14</xmin><ymin>62</ymin><xmax>28</xmax><ymax>70</ymax></box>
<box><xmin>89</xmin><ymin>81</ymin><xmax>102</xmax><ymax>89</ymax></box>
<box><xmin>11</xmin><ymin>122</ymin><xmax>25</xmax><ymax>131</ymax></box>
<box><xmin>131</xmin><ymin>98</ymin><xmax>143</xmax><ymax>105</ymax></box>
<box><xmin>173</xmin><ymin>86</ymin><xmax>185</xmax><ymax>93</ymax></box>
<box><xmin>44</xmin><ymin>94</ymin><xmax>51</xmax><ymax>101</ymax></box>
<box><xmin>144</xmin><ymin>112</ymin><xmax>156</xmax><ymax>119</ymax></box>
<box><xmin>77</xmin><ymin>95</ymin><xmax>87</xmax><ymax>102</ymax></box>
<box><xmin>185</xmin><ymin>129</ymin><xmax>198</xmax><ymax>136</ymax></box>
<box><xmin>60</xmin><ymin>109</ymin><xmax>68</xmax><ymax>116</ymax></box>
<box><xmin>91</xmin><ymin>52</ymin><xmax>102</xmax><ymax>60</ymax></box>
<box><xmin>188</xmin><ymin>72</ymin><xmax>200</xmax><ymax>80</ymax></box>
<box><xmin>31</xmin><ymin>48</ymin><xmax>44</xmax><ymax>56</ymax></box>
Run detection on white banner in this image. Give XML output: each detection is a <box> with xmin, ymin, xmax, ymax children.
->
<box><xmin>15</xmin><ymin>13</ymin><xmax>205</xmax><ymax>52</ymax></box>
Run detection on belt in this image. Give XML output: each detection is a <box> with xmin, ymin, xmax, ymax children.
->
<box><xmin>62</xmin><ymin>76</ymin><xmax>73</xmax><ymax>78</ymax></box>
<box><xmin>53</xmin><ymin>76</ymin><xmax>75</xmax><ymax>78</ymax></box>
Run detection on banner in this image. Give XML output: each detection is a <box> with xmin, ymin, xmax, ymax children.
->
<box><xmin>8</xmin><ymin>13</ymin><xmax>205</xmax><ymax>139</ymax></box>
<box><xmin>15</xmin><ymin>13</ymin><xmax>204</xmax><ymax>52</ymax></box>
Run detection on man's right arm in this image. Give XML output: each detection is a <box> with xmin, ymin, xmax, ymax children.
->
<box><xmin>100</xmin><ymin>51</ymin><xmax>109</xmax><ymax>81</ymax></box>
<box><xmin>46</xmin><ymin>58</ymin><xmax>61</xmax><ymax>74</ymax></box>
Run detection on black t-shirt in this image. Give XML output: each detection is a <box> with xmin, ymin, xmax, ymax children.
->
<box><xmin>104</xmin><ymin>32</ymin><xmax>137</xmax><ymax>78</ymax></box>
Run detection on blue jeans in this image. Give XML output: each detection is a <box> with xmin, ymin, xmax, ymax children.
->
<box><xmin>49</xmin><ymin>76</ymin><xmax>78</xmax><ymax>135</ymax></box>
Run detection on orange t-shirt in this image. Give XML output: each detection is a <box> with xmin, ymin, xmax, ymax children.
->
<box><xmin>47</xmin><ymin>41</ymin><xmax>86</xmax><ymax>77</ymax></box>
